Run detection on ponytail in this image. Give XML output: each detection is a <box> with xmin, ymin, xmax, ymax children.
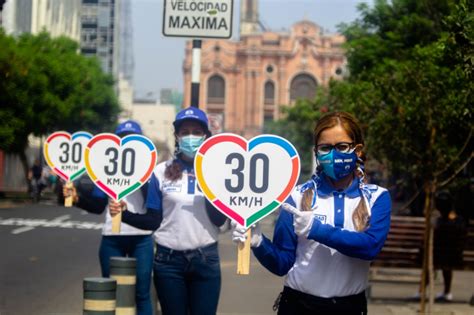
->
<box><xmin>352</xmin><ymin>157</ymin><xmax>370</xmax><ymax>231</ymax></box>
<box><xmin>352</xmin><ymin>198</ymin><xmax>370</xmax><ymax>232</ymax></box>
<box><xmin>301</xmin><ymin>189</ymin><xmax>314</xmax><ymax>212</ymax></box>
<box><xmin>300</xmin><ymin>168</ymin><xmax>322</xmax><ymax>212</ymax></box>
<box><xmin>164</xmin><ymin>140</ymin><xmax>183</xmax><ymax>181</ymax></box>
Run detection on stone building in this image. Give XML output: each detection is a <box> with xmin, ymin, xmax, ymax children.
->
<box><xmin>183</xmin><ymin>0</ymin><xmax>346</xmax><ymax>138</ymax></box>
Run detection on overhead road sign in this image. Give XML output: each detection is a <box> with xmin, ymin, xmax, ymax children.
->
<box><xmin>163</xmin><ymin>0</ymin><xmax>234</xmax><ymax>39</ymax></box>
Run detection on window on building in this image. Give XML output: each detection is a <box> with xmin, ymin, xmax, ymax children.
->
<box><xmin>207</xmin><ymin>75</ymin><xmax>225</xmax><ymax>104</ymax></box>
<box><xmin>264</xmin><ymin>81</ymin><xmax>275</xmax><ymax>105</ymax></box>
<box><xmin>290</xmin><ymin>74</ymin><xmax>317</xmax><ymax>102</ymax></box>
<box><xmin>264</xmin><ymin>111</ymin><xmax>274</xmax><ymax>125</ymax></box>
<box><xmin>264</xmin><ymin>81</ymin><xmax>276</xmax><ymax>122</ymax></box>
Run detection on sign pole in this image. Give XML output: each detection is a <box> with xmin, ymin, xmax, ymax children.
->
<box><xmin>64</xmin><ymin>181</ymin><xmax>73</xmax><ymax>207</ymax></box>
<box><xmin>111</xmin><ymin>201</ymin><xmax>122</xmax><ymax>234</ymax></box>
<box><xmin>191</xmin><ymin>39</ymin><xmax>202</xmax><ymax>108</ymax></box>
<box><xmin>237</xmin><ymin>229</ymin><xmax>251</xmax><ymax>275</ymax></box>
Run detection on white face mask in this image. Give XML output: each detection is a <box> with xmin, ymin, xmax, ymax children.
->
<box><xmin>178</xmin><ymin>135</ymin><xmax>205</xmax><ymax>158</ymax></box>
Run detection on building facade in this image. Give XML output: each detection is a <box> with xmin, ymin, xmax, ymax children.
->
<box><xmin>129</xmin><ymin>101</ymin><xmax>176</xmax><ymax>161</ymax></box>
<box><xmin>183</xmin><ymin>1</ymin><xmax>346</xmax><ymax>138</ymax></box>
<box><xmin>80</xmin><ymin>0</ymin><xmax>121</xmax><ymax>76</ymax></box>
<box><xmin>2</xmin><ymin>0</ymin><xmax>81</xmax><ymax>40</ymax></box>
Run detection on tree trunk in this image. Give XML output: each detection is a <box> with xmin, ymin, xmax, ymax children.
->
<box><xmin>420</xmin><ymin>182</ymin><xmax>436</xmax><ymax>313</ymax></box>
<box><xmin>428</xmin><ymin>213</ymin><xmax>435</xmax><ymax>309</ymax></box>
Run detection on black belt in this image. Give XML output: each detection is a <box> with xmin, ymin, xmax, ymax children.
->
<box><xmin>282</xmin><ymin>285</ymin><xmax>366</xmax><ymax>306</ymax></box>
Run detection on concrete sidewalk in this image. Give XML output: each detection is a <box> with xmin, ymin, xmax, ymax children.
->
<box><xmin>368</xmin><ymin>302</ymin><xmax>473</xmax><ymax>315</ymax></box>
<box><xmin>367</xmin><ymin>275</ymin><xmax>474</xmax><ymax>315</ymax></box>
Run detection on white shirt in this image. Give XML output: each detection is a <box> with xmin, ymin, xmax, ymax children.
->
<box><xmin>147</xmin><ymin>160</ymin><xmax>219</xmax><ymax>250</ymax></box>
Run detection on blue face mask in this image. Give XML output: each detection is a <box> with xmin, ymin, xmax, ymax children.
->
<box><xmin>317</xmin><ymin>149</ymin><xmax>357</xmax><ymax>180</ymax></box>
<box><xmin>179</xmin><ymin>135</ymin><xmax>205</xmax><ymax>158</ymax></box>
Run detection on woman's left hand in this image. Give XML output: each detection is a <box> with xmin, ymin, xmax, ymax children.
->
<box><xmin>281</xmin><ymin>203</ymin><xmax>314</xmax><ymax>237</ymax></box>
<box><xmin>109</xmin><ymin>200</ymin><xmax>127</xmax><ymax>217</ymax></box>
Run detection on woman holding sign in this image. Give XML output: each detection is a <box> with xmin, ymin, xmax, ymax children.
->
<box><xmin>233</xmin><ymin>112</ymin><xmax>391</xmax><ymax>315</ymax></box>
<box><xmin>64</xmin><ymin>120</ymin><xmax>154</xmax><ymax>315</ymax></box>
<box><xmin>113</xmin><ymin>107</ymin><xmax>227</xmax><ymax>315</ymax></box>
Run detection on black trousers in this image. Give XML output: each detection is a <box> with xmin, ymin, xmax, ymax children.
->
<box><xmin>276</xmin><ymin>286</ymin><xmax>367</xmax><ymax>315</ymax></box>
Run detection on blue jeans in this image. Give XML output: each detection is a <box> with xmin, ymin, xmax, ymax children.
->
<box><xmin>99</xmin><ymin>235</ymin><xmax>154</xmax><ymax>315</ymax></box>
<box><xmin>153</xmin><ymin>242</ymin><xmax>221</xmax><ymax>315</ymax></box>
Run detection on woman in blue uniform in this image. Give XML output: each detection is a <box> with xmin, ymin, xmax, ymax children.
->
<box><xmin>64</xmin><ymin>120</ymin><xmax>154</xmax><ymax>315</ymax></box>
<box><xmin>111</xmin><ymin>107</ymin><xmax>227</xmax><ymax>315</ymax></box>
<box><xmin>233</xmin><ymin>111</ymin><xmax>392</xmax><ymax>314</ymax></box>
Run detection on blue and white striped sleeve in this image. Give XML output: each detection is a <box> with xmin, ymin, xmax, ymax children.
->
<box><xmin>308</xmin><ymin>190</ymin><xmax>392</xmax><ymax>261</ymax></box>
<box><xmin>252</xmin><ymin>198</ymin><xmax>298</xmax><ymax>276</ymax></box>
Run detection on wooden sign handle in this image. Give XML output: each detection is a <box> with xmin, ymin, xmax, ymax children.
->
<box><xmin>111</xmin><ymin>204</ymin><xmax>121</xmax><ymax>234</ymax></box>
<box><xmin>64</xmin><ymin>181</ymin><xmax>73</xmax><ymax>208</ymax></box>
<box><xmin>237</xmin><ymin>229</ymin><xmax>251</xmax><ymax>275</ymax></box>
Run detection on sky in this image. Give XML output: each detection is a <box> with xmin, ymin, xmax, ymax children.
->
<box><xmin>131</xmin><ymin>0</ymin><xmax>373</xmax><ymax>98</ymax></box>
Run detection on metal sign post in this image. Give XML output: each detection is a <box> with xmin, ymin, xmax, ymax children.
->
<box><xmin>191</xmin><ymin>39</ymin><xmax>201</xmax><ymax>108</ymax></box>
<box><xmin>162</xmin><ymin>0</ymin><xmax>234</xmax><ymax>108</ymax></box>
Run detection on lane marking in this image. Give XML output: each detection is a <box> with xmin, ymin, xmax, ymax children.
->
<box><xmin>11</xmin><ymin>226</ymin><xmax>36</xmax><ymax>234</ymax></box>
<box><xmin>0</xmin><ymin>215</ymin><xmax>103</xmax><ymax>234</ymax></box>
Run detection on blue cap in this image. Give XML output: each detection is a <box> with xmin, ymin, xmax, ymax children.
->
<box><xmin>173</xmin><ymin>107</ymin><xmax>209</xmax><ymax>132</ymax></box>
<box><xmin>115</xmin><ymin>120</ymin><xmax>142</xmax><ymax>135</ymax></box>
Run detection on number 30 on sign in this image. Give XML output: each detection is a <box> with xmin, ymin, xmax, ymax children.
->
<box><xmin>84</xmin><ymin>133</ymin><xmax>157</xmax><ymax>201</ymax></box>
<box><xmin>43</xmin><ymin>131</ymin><xmax>93</xmax><ymax>182</ymax></box>
<box><xmin>195</xmin><ymin>134</ymin><xmax>300</xmax><ymax>229</ymax></box>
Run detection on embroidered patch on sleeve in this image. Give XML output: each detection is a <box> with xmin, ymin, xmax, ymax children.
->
<box><xmin>314</xmin><ymin>214</ymin><xmax>327</xmax><ymax>224</ymax></box>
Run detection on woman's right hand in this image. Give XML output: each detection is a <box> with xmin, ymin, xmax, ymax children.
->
<box><xmin>231</xmin><ymin>221</ymin><xmax>263</xmax><ymax>247</ymax></box>
<box><xmin>62</xmin><ymin>184</ymin><xmax>78</xmax><ymax>203</ymax></box>
<box><xmin>109</xmin><ymin>200</ymin><xmax>127</xmax><ymax>217</ymax></box>
<box><xmin>281</xmin><ymin>203</ymin><xmax>314</xmax><ymax>237</ymax></box>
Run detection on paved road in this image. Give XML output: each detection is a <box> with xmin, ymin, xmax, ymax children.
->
<box><xmin>1</xmin><ymin>202</ymin><xmax>473</xmax><ymax>315</ymax></box>
<box><xmin>0</xmin><ymin>202</ymin><xmax>282</xmax><ymax>315</ymax></box>
<box><xmin>1</xmin><ymin>203</ymin><xmax>103</xmax><ymax>315</ymax></box>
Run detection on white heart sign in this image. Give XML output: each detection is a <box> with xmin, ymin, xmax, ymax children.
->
<box><xmin>43</xmin><ymin>131</ymin><xmax>93</xmax><ymax>182</ymax></box>
<box><xmin>84</xmin><ymin>133</ymin><xmax>158</xmax><ymax>201</ymax></box>
<box><xmin>195</xmin><ymin>133</ymin><xmax>300</xmax><ymax>228</ymax></box>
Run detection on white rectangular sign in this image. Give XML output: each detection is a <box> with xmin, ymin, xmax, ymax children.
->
<box><xmin>163</xmin><ymin>0</ymin><xmax>234</xmax><ymax>39</ymax></box>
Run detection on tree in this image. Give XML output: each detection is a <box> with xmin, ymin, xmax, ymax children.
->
<box><xmin>0</xmin><ymin>30</ymin><xmax>120</xmax><ymax>182</ymax></box>
<box><xmin>273</xmin><ymin>1</ymin><xmax>472</xmax><ymax>311</ymax></box>
<box><xmin>339</xmin><ymin>0</ymin><xmax>472</xmax><ymax>311</ymax></box>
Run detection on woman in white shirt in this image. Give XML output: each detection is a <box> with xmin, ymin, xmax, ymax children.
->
<box><xmin>65</xmin><ymin>120</ymin><xmax>154</xmax><ymax>315</ymax></box>
<box><xmin>233</xmin><ymin>111</ymin><xmax>392</xmax><ymax>315</ymax></box>
<box><xmin>112</xmin><ymin>107</ymin><xmax>227</xmax><ymax>315</ymax></box>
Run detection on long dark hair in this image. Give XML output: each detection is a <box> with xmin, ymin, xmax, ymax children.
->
<box><xmin>164</xmin><ymin>138</ymin><xmax>183</xmax><ymax>181</ymax></box>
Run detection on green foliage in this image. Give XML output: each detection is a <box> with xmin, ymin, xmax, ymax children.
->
<box><xmin>273</xmin><ymin>0</ymin><xmax>472</xmax><ymax>195</ymax></box>
<box><xmin>264</xmin><ymin>88</ymin><xmax>342</xmax><ymax>180</ymax></box>
<box><xmin>339</xmin><ymin>0</ymin><xmax>472</xmax><ymax>188</ymax></box>
<box><xmin>0</xmin><ymin>30</ymin><xmax>120</xmax><ymax>155</ymax></box>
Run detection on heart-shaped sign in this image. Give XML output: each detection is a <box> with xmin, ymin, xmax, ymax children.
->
<box><xmin>43</xmin><ymin>131</ymin><xmax>93</xmax><ymax>182</ymax></box>
<box><xmin>195</xmin><ymin>133</ymin><xmax>300</xmax><ymax>228</ymax></box>
<box><xmin>84</xmin><ymin>133</ymin><xmax>157</xmax><ymax>201</ymax></box>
